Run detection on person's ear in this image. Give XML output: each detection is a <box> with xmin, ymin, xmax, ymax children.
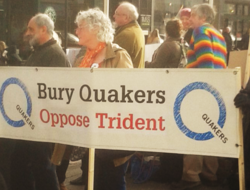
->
<box><xmin>201</xmin><ymin>16</ymin><xmax>206</xmax><ymax>23</ymax></box>
<box><xmin>40</xmin><ymin>25</ymin><xmax>47</xmax><ymax>34</ymax></box>
<box><xmin>124</xmin><ymin>15</ymin><xmax>130</xmax><ymax>23</ymax></box>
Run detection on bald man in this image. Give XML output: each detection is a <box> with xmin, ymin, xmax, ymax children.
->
<box><xmin>113</xmin><ymin>2</ymin><xmax>145</xmax><ymax>68</ymax></box>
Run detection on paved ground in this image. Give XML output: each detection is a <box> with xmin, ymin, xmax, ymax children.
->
<box><xmin>64</xmin><ymin>161</ymin><xmax>84</xmax><ymax>190</ymax></box>
<box><xmin>64</xmin><ymin>159</ymin><xmax>237</xmax><ymax>190</ymax></box>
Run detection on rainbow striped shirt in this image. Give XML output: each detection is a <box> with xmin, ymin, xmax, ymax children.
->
<box><xmin>186</xmin><ymin>24</ymin><xmax>227</xmax><ymax>69</ymax></box>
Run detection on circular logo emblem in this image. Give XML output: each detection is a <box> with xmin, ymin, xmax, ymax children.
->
<box><xmin>45</xmin><ymin>6</ymin><xmax>56</xmax><ymax>23</ymax></box>
<box><xmin>0</xmin><ymin>78</ymin><xmax>32</xmax><ymax>127</ymax></box>
<box><xmin>173</xmin><ymin>82</ymin><xmax>226</xmax><ymax>141</ymax></box>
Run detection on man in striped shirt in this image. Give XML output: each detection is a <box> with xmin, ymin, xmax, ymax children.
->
<box><xmin>172</xmin><ymin>4</ymin><xmax>227</xmax><ymax>190</ymax></box>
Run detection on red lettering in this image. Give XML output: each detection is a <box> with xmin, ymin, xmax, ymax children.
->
<box><xmin>96</xmin><ymin>113</ymin><xmax>108</xmax><ymax>128</ymax></box>
<box><xmin>59</xmin><ymin>114</ymin><xmax>68</xmax><ymax>128</ymax></box>
<box><xmin>51</xmin><ymin>113</ymin><xmax>59</xmax><ymax>127</ymax></box>
<box><xmin>123</xmin><ymin>114</ymin><xmax>134</xmax><ymax>129</ymax></box>
<box><xmin>40</xmin><ymin>109</ymin><xmax>50</xmax><ymax>124</ymax></box>
<box><xmin>82</xmin><ymin>116</ymin><xmax>89</xmax><ymax>127</ymax></box>
<box><xmin>135</xmin><ymin>118</ymin><xmax>144</xmax><ymax>130</ymax></box>
<box><xmin>116</xmin><ymin>113</ymin><xmax>122</xmax><ymax>129</ymax></box>
<box><xmin>108</xmin><ymin>117</ymin><xmax>116</xmax><ymax>129</ymax></box>
<box><xmin>146</xmin><ymin>118</ymin><xmax>157</xmax><ymax>130</ymax></box>
<box><xmin>158</xmin><ymin>117</ymin><xmax>165</xmax><ymax>131</ymax></box>
<box><xmin>40</xmin><ymin>109</ymin><xmax>89</xmax><ymax>128</ymax></box>
<box><xmin>76</xmin><ymin>115</ymin><xmax>82</xmax><ymax>126</ymax></box>
<box><xmin>68</xmin><ymin>115</ymin><xmax>76</xmax><ymax>126</ymax></box>
<box><xmin>95</xmin><ymin>113</ymin><xmax>165</xmax><ymax>131</ymax></box>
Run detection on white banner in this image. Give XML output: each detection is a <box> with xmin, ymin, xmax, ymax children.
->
<box><xmin>0</xmin><ymin>67</ymin><xmax>241</xmax><ymax>158</ymax></box>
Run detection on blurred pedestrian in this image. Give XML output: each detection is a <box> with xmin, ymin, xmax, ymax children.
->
<box><xmin>222</xmin><ymin>26</ymin><xmax>233</xmax><ymax>65</ymax></box>
<box><xmin>145</xmin><ymin>19</ymin><xmax>182</xmax><ymax>68</ymax></box>
<box><xmin>146</xmin><ymin>28</ymin><xmax>163</xmax><ymax>44</ymax></box>
<box><xmin>179</xmin><ymin>8</ymin><xmax>193</xmax><ymax>44</ymax></box>
<box><xmin>0</xmin><ymin>41</ymin><xmax>7</xmax><ymax>65</ymax></box>
<box><xmin>238</xmin><ymin>31</ymin><xmax>249</xmax><ymax>50</ymax></box>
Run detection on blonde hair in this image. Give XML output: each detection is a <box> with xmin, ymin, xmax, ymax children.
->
<box><xmin>147</xmin><ymin>29</ymin><xmax>161</xmax><ymax>44</ymax></box>
<box><xmin>0</xmin><ymin>41</ymin><xmax>7</xmax><ymax>54</ymax></box>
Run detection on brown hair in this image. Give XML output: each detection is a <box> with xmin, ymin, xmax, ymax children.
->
<box><xmin>165</xmin><ymin>19</ymin><xmax>182</xmax><ymax>38</ymax></box>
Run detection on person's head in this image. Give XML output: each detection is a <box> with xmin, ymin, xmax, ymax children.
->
<box><xmin>189</xmin><ymin>4</ymin><xmax>216</xmax><ymax>29</ymax></box>
<box><xmin>25</xmin><ymin>13</ymin><xmax>54</xmax><ymax>46</ymax></box>
<box><xmin>113</xmin><ymin>2</ymin><xmax>139</xmax><ymax>27</ymax></box>
<box><xmin>180</xmin><ymin>8</ymin><xmax>191</xmax><ymax>30</ymax></box>
<box><xmin>150</xmin><ymin>28</ymin><xmax>160</xmax><ymax>38</ymax></box>
<box><xmin>75</xmin><ymin>8</ymin><xmax>114</xmax><ymax>48</ymax></box>
<box><xmin>165</xmin><ymin>19</ymin><xmax>182</xmax><ymax>38</ymax></box>
<box><xmin>223</xmin><ymin>26</ymin><xmax>231</xmax><ymax>33</ymax></box>
<box><xmin>147</xmin><ymin>29</ymin><xmax>161</xmax><ymax>44</ymax></box>
<box><xmin>0</xmin><ymin>41</ymin><xmax>7</xmax><ymax>54</ymax></box>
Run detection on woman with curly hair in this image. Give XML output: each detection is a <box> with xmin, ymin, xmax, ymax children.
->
<box><xmin>68</xmin><ymin>8</ymin><xmax>133</xmax><ymax>190</ymax></box>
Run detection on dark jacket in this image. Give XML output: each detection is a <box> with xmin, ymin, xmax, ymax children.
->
<box><xmin>222</xmin><ymin>32</ymin><xmax>233</xmax><ymax>52</ymax></box>
<box><xmin>25</xmin><ymin>38</ymin><xmax>70</xmax><ymax>67</ymax></box>
<box><xmin>184</xmin><ymin>28</ymin><xmax>193</xmax><ymax>44</ymax></box>
<box><xmin>145</xmin><ymin>37</ymin><xmax>181</xmax><ymax>68</ymax></box>
<box><xmin>238</xmin><ymin>79</ymin><xmax>250</xmax><ymax>183</ymax></box>
<box><xmin>114</xmin><ymin>21</ymin><xmax>145</xmax><ymax>68</ymax></box>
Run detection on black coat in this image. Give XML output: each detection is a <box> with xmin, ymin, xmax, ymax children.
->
<box><xmin>25</xmin><ymin>38</ymin><xmax>70</xmax><ymax>67</ymax></box>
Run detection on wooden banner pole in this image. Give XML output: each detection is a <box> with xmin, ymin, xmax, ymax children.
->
<box><xmin>88</xmin><ymin>148</ymin><xmax>95</xmax><ymax>190</ymax></box>
<box><xmin>238</xmin><ymin>110</ymin><xmax>245</xmax><ymax>190</ymax></box>
<box><xmin>51</xmin><ymin>144</ymin><xmax>66</xmax><ymax>166</ymax></box>
<box><xmin>243</xmin><ymin>30</ymin><xmax>250</xmax><ymax>87</ymax></box>
<box><xmin>238</xmin><ymin>30</ymin><xmax>250</xmax><ymax>190</ymax></box>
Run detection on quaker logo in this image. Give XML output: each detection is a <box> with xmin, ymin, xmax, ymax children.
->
<box><xmin>0</xmin><ymin>78</ymin><xmax>34</xmax><ymax>129</ymax></box>
<box><xmin>174</xmin><ymin>82</ymin><xmax>226</xmax><ymax>142</ymax></box>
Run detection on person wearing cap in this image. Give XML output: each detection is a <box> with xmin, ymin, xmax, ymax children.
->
<box><xmin>179</xmin><ymin>8</ymin><xmax>193</xmax><ymax>44</ymax></box>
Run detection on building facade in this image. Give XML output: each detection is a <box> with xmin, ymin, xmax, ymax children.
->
<box><xmin>0</xmin><ymin>0</ymin><xmax>249</xmax><ymax>50</ymax></box>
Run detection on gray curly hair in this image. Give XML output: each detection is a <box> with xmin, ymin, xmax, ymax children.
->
<box><xmin>75</xmin><ymin>8</ymin><xmax>114</xmax><ymax>43</ymax></box>
<box><xmin>191</xmin><ymin>4</ymin><xmax>216</xmax><ymax>24</ymax></box>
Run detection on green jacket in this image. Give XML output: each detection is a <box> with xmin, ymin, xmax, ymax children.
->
<box><xmin>114</xmin><ymin>21</ymin><xmax>145</xmax><ymax>68</ymax></box>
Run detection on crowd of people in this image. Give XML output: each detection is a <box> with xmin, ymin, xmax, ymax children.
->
<box><xmin>0</xmin><ymin>1</ymin><xmax>249</xmax><ymax>190</ymax></box>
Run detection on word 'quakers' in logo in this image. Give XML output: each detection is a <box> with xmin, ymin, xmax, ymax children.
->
<box><xmin>0</xmin><ymin>78</ymin><xmax>34</xmax><ymax>129</ymax></box>
<box><xmin>173</xmin><ymin>82</ymin><xmax>226</xmax><ymax>142</ymax></box>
